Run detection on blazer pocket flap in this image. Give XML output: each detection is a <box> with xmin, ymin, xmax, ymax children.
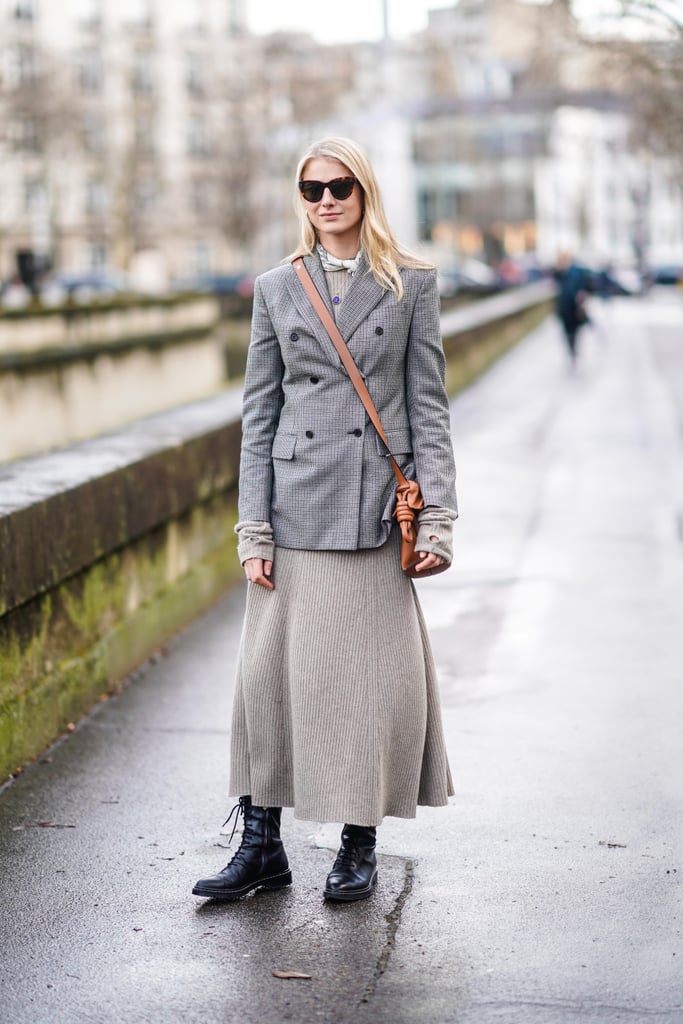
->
<box><xmin>383</xmin><ymin>428</ymin><xmax>413</xmax><ymax>455</ymax></box>
<box><xmin>272</xmin><ymin>432</ymin><xmax>297</xmax><ymax>459</ymax></box>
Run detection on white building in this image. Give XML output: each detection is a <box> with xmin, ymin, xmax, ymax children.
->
<box><xmin>535</xmin><ymin>104</ymin><xmax>683</xmax><ymax>268</ymax></box>
<box><xmin>0</xmin><ymin>0</ymin><xmax>256</xmax><ymax>283</ymax></box>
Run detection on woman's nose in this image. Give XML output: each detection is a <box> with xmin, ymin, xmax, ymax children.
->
<box><xmin>321</xmin><ymin>187</ymin><xmax>335</xmax><ymax>204</ymax></box>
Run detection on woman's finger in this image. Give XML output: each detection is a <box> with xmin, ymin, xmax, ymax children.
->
<box><xmin>413</xmin><ymin>551</ymin><xmax>446</xmax><ymax>573</ymax></box>
<box><xmin>243</xmin><ymin>557</ymin><xmax>275</xmax><ymax>589</ymax></box>
<box><xmin>253</xmin><ymin>572</ymin><xmax>275</xmax><ymax>590</ymax></box>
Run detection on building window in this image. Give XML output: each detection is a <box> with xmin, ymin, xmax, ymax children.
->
<box><xmin>131</xmin><ymin>50</ymin><xmax>155</xmax><ymax>96</ymax></box>
<box><xmin>133</xmin><ymin>177</ymin><xmax>157</xmax><ymax>214</ymax></box>
<box><xmin>227</xmin><ymin>0</ymin><xmax>246</xmax><ymax>34</ymax></box>
<box><xmin>134</xmin><ymin>114</ymin><xmax>157</xmax><ymax>158</ymax></box>
<box><xmin>185</xmin><ymin>52</ymin><xmax>206</xmax><ymax>97</ymax></box>
<box><xmin>190</xmin><ymin>241</ymin><xmax>211</xmax><ymax>275</ymax></box>
<box><xmin>85</xmin><ymin>179</ymin><xmax>108</xmax><ymax>216</ymax></box>
<box><xmin>417</xmin><ymin>188</ymin><xmax>438</xmax><ymax>241</ymax></box>
<box><xmin>10</xmin><ymin>117</ymin><xmax>41</xmax><ymax>153</ymax></box>
<box><xmin>23</xmin><ymin>177</ymin><xmax>46</xmax><ymax>214</ymax></box>
<box><xmin>190</xmin><ymin>178</ymin><xmax>212</xmax><ymax>216</ymax></box>
<box><xmin>14</xmin><ymin>1</ymin><xmax>36</xmax><ymax>21</ymax></box>
<box><xmin>187</xmin><ymin>115</ymin><xmax>210</xmax><ymax>158</ymax></box>
<box><xmin>87</xmin><ymin>241</ymin><xmax>108</xmax><ymax>269</ymax></box>
<box><xmin>83</xmin><ymin>112</ymin><xmax>105</xmax><ymax>154</ymax></box>
<box><xmin>14</xmin><ymin>43</ymin><xmax>36</xmax><ymax>86</ymax></box>
<box><xmin>77</xmin><ymin>48</ymin><xmax>103</xmax><ymax>92</ymax></box>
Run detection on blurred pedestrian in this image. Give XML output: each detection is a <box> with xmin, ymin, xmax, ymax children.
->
<box><xmin>192</xmin><ymin>136</ymin><xmax>457</xmax><ymax>904</ymax></box>
<box><xmin>554</xmin><ymin>251</ymin><xmax>590</xmax><ymax>363</ymax></box>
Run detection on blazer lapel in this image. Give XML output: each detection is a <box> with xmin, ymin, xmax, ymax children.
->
<box><xmin>285</xmin><ymin>253</ymin><xmax>343</xmax><ymax>368</ymax></box>
<box><xmin>336</xmin><ymin>252</ymin><xmax>388</xmax><ymax>342</ymax></box>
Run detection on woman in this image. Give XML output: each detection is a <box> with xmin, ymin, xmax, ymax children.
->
<box><xmin>193</xmin><ymin>136</ymin><xmax>457</xmax><ymax>903</ymax></box>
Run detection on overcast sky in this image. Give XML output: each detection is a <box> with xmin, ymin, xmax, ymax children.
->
<box><xmin>244</xmin><ymin>0</ymin><xmax>453</xmax><ymax>43</ymax></box>
<box><xmin>242</xmin><ymin>0</ymin><xmax>665</xmax><ymax>44</ymax></box>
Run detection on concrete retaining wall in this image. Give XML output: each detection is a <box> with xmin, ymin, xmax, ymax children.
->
<box><xmin>0</xmin><ymin>283</ymin><xmax>555</xmax><ymax>782</ymax></box>
<box><xmin>0</xmin><ymin>296</ymin><xmax>223</xmax><ymax>462</ymax></box>
<box><xmin>0</xmin><ymin>392</ymin><xmax>244</xmax><ymax>779</ymax></box>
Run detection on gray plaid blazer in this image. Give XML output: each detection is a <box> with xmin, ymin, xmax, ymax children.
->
<box><xmin>238</xmin><ymin>251</ymin><xmax>457</xmax><ymax>550</ymax></box>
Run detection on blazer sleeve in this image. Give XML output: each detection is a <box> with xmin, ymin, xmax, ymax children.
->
<box><xmin>405</xmin><ymin>270</ymin><xmax>458</xmax><ymax>515</ymax></box>
<box><xmin>237</xmin><ymin>277</ymin><xmax>285</xmax><ymax>522</ymax></box>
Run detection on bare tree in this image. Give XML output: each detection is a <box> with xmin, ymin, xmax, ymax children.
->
<box><xmin>579</xmin><ymin>1</ymin><xmax>683</xmax><ymax>168</ymax></box>
<box><xmin>0</xmin><ymin>41</ymin><xmax>84</xmax><ymax>276</ymax></box>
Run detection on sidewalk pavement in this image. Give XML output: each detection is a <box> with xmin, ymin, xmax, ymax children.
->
<box><xmin>1</xmin><ymin>291</ymin><xmax>682</xmax><ymax>1024</ymax></box>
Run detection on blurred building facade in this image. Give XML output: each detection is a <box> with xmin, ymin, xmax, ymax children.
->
<box><xmin>0</xmin><ymin>0</ymin><xmax>265</xmax><ymax>284</ymax></box>
<box><xmin>1</xmin><ymin>0</ymin><xmax>681</xmax><ymax>286</ymax></box>
<box><xmin>412</xmin><ymin>1</ymin><xmax>683</xmax><ymax>270</ymax></box>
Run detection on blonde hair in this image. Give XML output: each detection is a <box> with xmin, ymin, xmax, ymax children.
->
<box><xmin>288</xmin><ymin>136</ymin><xmax>434</xmax><ymax>300</ymax></box>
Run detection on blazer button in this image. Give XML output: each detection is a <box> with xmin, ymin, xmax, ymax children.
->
<box><xmin>353</xmin><ymin>428</ymin><xmax>362</xmax><ymax>437</ymax></box>
<box><xmin>375</xmin><ymin>326</ymin><xmax>384</xmax><ymax>336</ymax></box>
<box><xmin>305</xmin><ymin>430</ymin><xmax>314</xmax><ymax>438</ymax></box>
<box><xmin>290</xmin><ymin>332</ymin><xmax>299</xmax><ymax>342</ymax></box>
<box><xmin>309</xmin><ymin>376</ymin><xmax>319</xmax><ymax>384</ymax></box>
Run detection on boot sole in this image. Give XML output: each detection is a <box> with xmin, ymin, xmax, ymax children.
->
<box><xmin>323</xmin><ymin>869</ymin><xmax>378</xmax><ymax>902</ymax></box>
<box><xmin>192</xmin><ymin>869</ymin><xmax>292</xmax><ymax>900</ymax></box>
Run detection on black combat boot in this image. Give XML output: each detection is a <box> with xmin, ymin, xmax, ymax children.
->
<box><xmin>192</xmin><ymin>796</ymin><xmax>292</xmax><ymax>900</ymax></box>
<box><xmin>323</xmin><ymin>824</ymin><xmax>377</xmax><ymax>902</ymax></box>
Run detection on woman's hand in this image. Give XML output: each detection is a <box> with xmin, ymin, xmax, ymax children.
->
<box><xmin>243</xmin><ymin>557</ymin><xmax>274</xmax><ymax>590</ymax></box>
<box><xmin>413</xmin><ymin>551</ymin><xmax>446</xmax><ymax>574</ymax></box>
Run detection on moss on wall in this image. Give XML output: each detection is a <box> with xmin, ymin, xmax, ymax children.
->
<box><xmin>0</xmin><ymin>493</ymin><xmax>242</xmax><ymax>781</ymax></box>
<box><xmin>0</xmin><ymin>418</ymin><xmax>242</xmax><ymax>617</ymax></box>
<box><xmin>0</xmin><ymin>291</ymin><xmax>215</xmax><ymax>321</ymax></box>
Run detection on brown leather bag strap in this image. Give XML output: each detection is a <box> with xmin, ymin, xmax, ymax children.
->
<box><xmin>292</xmin><ymin>257</ymin><xmax>409</xmax><ymax>487</ymax></box>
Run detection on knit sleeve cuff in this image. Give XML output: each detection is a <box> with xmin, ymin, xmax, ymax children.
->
<box><xmin>415</xmin><ymin>507</ymin><xmax>456</xmax><ymax>563</ymax></box>
<box><xmin>235</xmin><ymin>520</ymin><xmax>275</xmax><ymax>566</ymax></box>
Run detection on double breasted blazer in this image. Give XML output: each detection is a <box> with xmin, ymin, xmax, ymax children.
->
<box><xmin>238</xmin><ymin>251</ymin><xmax>457</xmax><ymax>551</ymax></box>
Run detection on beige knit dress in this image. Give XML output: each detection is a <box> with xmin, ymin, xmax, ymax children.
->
<box><xmin>229</xmin><ymin>267</ymin><xmax>454</xmax><ymax>826</ymax></box>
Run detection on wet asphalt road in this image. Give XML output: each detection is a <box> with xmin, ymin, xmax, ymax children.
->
<box><xmin>1</xmin><ymin>291</ymin><xmax>682</xmax><ymax>1024</ymax></box>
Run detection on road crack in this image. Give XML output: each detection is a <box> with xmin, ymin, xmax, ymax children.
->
<box><xmin>359</xmin><ymin>858</ymin><xmax>414</xmax><ymax>1006</ymax></box>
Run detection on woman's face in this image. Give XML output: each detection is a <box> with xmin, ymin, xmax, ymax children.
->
<box><xmin>300</xmin><ymin>157</ymin><xmax>364</xmax><ymax>255</ymax></box>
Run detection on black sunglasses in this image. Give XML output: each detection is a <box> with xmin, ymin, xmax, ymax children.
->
<box><xmin>298</xmin><ymin>177</ymin><xmax>358</xmax><ymax>203</ymax></box>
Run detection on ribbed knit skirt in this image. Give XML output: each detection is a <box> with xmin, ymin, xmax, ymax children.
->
<box><xmin>229</xmin><ymin>528</ymin><xmax>454</xmax><ymax>826</ymax></box>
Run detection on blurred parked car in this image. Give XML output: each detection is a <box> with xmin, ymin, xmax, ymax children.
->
<box><xmin>497</xmin><ymin>254</ymin><xmax>549</xmax><ymax>285</ymax></box>
<box><xmin>172</xmin><ymin>272</ymin><xmax>256</xmax><ymax>318</ymax></box>
<box><xmin>0</xmin><ymin>275</ymin><xmax>31</xmax><ymax>309</ymax></box>
<box><xmin>172</xmin><ymin>273</ymin><xmax>255</xmax><ymax>298</ymax></box>
<box><xmin>646</xmin><ymin>265</ymin><xmax>682</xmax><ymax>286</ymax></box>
<box><xmin>585</xmin><ymin>266</ymin><xmax>641</xmax><ymax>297</ymax></box>
<box><xmin>49</xmin><ymin>270</ymin><xmax>130</xmax><ymax>303</ymax></box>
<box><xmin>607</xmin><ymin>267</ymin><xmax>643</xmax><ymax>295</ymax></box>
<box><xmin>437</xmin><ymin>259</ymin><xmax>498</xmax><ymax>298</ymax></box>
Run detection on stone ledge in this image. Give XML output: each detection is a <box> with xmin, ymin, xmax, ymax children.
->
<box><xmin>0</xmin><ymin>387</ymin><xmax>243</xmax><ymax>617</ymax></box>
<box><xmin>440</xmin><ymin>279</ymin><xmax>556</xmax><ymax>338</ymax></box>
<box><xmin>0</xmin><ymin>324</ymin><xmax>219</xmax><ymax>373</ymax></box>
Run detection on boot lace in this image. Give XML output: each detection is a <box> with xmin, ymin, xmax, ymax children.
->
<box><xmin>333</xmin><ymin>844</ymin><xmax>359</xmax><ymax>870</ymax></box>
<box><xmin>221</xmin><ymin>795</ymin><xmax>249</xmax><ymax>846</ymax></box>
